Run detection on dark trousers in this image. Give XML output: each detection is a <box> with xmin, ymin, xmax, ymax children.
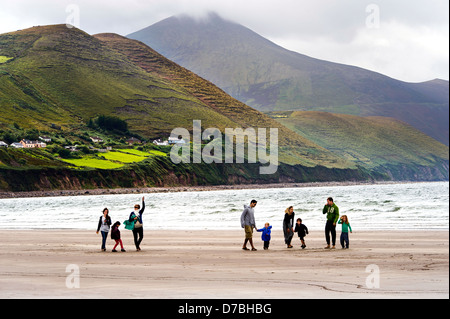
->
<box><xmin>132</xmin><ymin>227</ymin><xmax>144</xmax><ymax>249</ymax></box>
<box><xmin>325</xmin><ymin>221</ymin><xmax>336</xmax><ymax>246</ymax></box>
<box><xmin>264</xmin><ymin>241</ymin><xmax>270</xmax><ymax>249</ymax></box>
<box><xmin>340</xmin><ymin>232</ymin><xmax>349</xmax><ymax>248</ymax></box>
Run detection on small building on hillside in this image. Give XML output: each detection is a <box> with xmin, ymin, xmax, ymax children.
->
<box><xmin>168</xmin><ymin>137</ymin><xmax>186</xmax><ymax>145</ymax></box>
<box><xmin>153</xmin><ymin>139</ymin><xmax>169</xmax><ymax>146</ymax></box>
<box><xmin>126</xmin><ymin>137</ymin><xmax>142</xmax><ymax>145</ymax></box>
<box><xmin>10</xmin><ymin>142</ymin><xmax>24</xmax><ymax>148</ymax></box>
<box><xmin>90</xmin><ymin>136</ymin><xmax>104</xmax><ymax>143</ymax></box>
<box><xmin>0</xmin><ymin>141</ymin><xmax>8</xmax><ymax>148</ymax></box>
<box><xmin>20</xmin><ymin>139</ymin><xmax>46</xmax><ymax>148</ymax></box>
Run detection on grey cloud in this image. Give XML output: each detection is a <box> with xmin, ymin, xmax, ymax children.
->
<box><xmin>0</xmin><ymin>0</ymin><xmax>448</xmax><ymax>82</ymax></box>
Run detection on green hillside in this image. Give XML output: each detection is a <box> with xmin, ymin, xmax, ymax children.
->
<box><xmin>0</xmin><ymin>25</ymin><xmax>353</xmax><ymax>169</ymax></box>
<box><xmin>93</xmin><ymin>33</ymin><xmax>351</xmax><ymax>168</ymax></box>
<box><xmin>274</xmin><ymin>111</ymin><xmax>449</xmax><ymax>180</ymax></box>
<box><xmin>0</xmin><ymin>25</ymin><xmax>241</xmax><ymax>138</ymax></box>
<box><xmin>0</xmin><ymin>25</ymin><xmax>378</xmax><ymax>192</ymax></box>
<box><xmin>128</xmin><ymin>13</ymin><xmax>449</xmax><ymax>146</ymax></box>
<box><xmin>0</xmin><ymin>24</ymin><xmax>447</xmax><ymax>192</ymax></box>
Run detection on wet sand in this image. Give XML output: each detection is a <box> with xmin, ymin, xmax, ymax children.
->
<box><xmin>0</xmin><ymin>229</ymin><xmax>448</xmax><ymax>299</ymax></box>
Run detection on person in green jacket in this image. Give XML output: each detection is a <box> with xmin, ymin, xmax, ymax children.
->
<box><xmin>322</xmin><ymin>197</ymin><xmax>339</xmax><ymax>249</ymax></box>
<box><xmin>338</xmin><ymin>215</ymin><xmax>352</xmax><ymax>249</ymax></box>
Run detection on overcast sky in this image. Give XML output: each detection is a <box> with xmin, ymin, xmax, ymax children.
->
<box><xmin>0</xmin><ymin>0</ymin><xmax>448</xmax><ymax>82</ymax></box>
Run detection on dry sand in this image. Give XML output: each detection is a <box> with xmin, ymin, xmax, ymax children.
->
<box><xmin>0</xmin><ymin>229</ymin><xmax>448</xmax><ymax>299</ymax></box>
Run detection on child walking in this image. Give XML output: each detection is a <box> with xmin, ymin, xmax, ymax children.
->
<box><xmin>111</xmin><ymin>221</ymin><xmax>126</xmax><ymax>252</ymax></box>
<box><xmin>294</xmin><ymin>218</ymin><xmax>309</xmax><ymax>249</ymax></box>
<box><xmin>257</xmin><ymin>223</ymin><xmax>272</xmax><ymax>250</ymax></box>
<box><xmin>338</xmin><ymin>215</ymin><xmax>352</xmax><ymax>249</ymax></box>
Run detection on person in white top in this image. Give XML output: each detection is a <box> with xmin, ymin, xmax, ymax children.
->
<box><xmin>96</xmin><ymin>208</ymin><xmax>112</xmax><ymax>251</ymax></box>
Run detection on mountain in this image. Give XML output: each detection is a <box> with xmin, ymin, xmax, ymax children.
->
<box><xmin>272</xmin><ymin>111</ymin><xmax>449</xmax><ymax>180</ymax></box>
<box><xmin>128</xmin><ymin>13</ymin><xmax>449</xmax><ymax>146</ymax></box>
<box><xmin>0</xmin><ymin>24</ymin><xmax>240</xmax><ymax>139</ymax></box>
<box><xmin>1</xmin><ymin>24</ymin><xmax>377</xmax><ymax>191</ymax></box>
<box><xmin>0</xmin><ymin>24</ymin><xmax>354</xmax><ymax>169</ymax></box>
<box><xmin>94</xmin><ymin>33</ymin><xmax>448</xmax><ymax>180</ymax></box>
<box><xmin>0</xmin><ymin>25</ymin><xmax>447</xmax><ymax>193</ymax></box>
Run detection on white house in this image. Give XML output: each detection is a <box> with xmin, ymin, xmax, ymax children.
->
<box><xmin>0</xmin><ymin>141</ymin><xmax>8</xmax><ymax>148</ymax></box>
<box><xmin>20</xmin><ymin>139</ymin><xmax>46</xmax><ymax>148</ymax></box>
<box><xmin>10</xmin><ymin>142</ymin><xmax>24</xmax><ymax>148</ymax></box>
<box><xmin>153</xmin><ymin>139</ymin><xmax>169</xmax><ymax>146</ymax></box>
<box><xmin>168</xmin><ymin>137</ymin><xmax>186</xmax><ymax>145</ymax></box>
<box><xmin>90</xmin><ymin>136</ymin><xmax>104</xmax><ymax>143</ymax></box>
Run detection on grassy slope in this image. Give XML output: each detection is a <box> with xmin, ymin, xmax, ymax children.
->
<box><xmin>0</xmin><ymin>25</ymin><xmax>355</xmax><ymax>170</ymax></box>
<box><xmin>94</xmin><ymin>33</ymin><xmax>352</xmax><ymax>168</ymax></box>
<box><xmin>2</xmin><ymin>25</ymin><xmax>445</xmax><ymax>192</ymax></box>
<box><xmin>276</xmin><ymin>111</ymin><xmax>449</xmax><ymax>178</ymax></box>
<box><xmin>0</xmin><ymin>25</ymin><xmax>242</xmax><ymax>138</ymax></box>
<box><xmin>0</xmin><ymin>24</ymin><xmax>371</xmax><ymax>193</ymax></box>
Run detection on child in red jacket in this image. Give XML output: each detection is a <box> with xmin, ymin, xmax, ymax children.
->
<box><xmin>111</xmin><ymin>221</ymin><xmax>126</xmax><ymax>252</ymax></box>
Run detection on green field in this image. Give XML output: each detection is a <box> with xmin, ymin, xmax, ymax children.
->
<box><xmin>101</xmin><ymin>151</ymin><xmax>147</xmax><ymax>163</ymax></box>
<box><xmin>62</xmin><ymin>157</ymin><xmax>124</xmax><ymax>169</ymax></box>
<box><xmin>61</xmin><ymin>149</ymin><xmax>168</xmax><ymax>169</ymax></box>
<box><xmin>0</xmin><ymin>56</ymin><xmax>13</xmax><ymax>64</ymax></box>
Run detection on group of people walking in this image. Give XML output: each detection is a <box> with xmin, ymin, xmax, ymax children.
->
<box><xmin>241</xmin><ymin>197</ymin><xmax>352</xmax><ymax>251</ymax></box>
<box><xmin>96</xmin><ymin>197</ymin><xmax>145</xmax><ymax>252</ymax></box>
<box><xmin>96</xmin><ymin>195</ymin><xmax>353</xmax><ymax>252</ymax></box>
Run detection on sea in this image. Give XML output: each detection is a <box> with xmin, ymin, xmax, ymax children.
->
<box><xmin>0</xmin><ymin>182</ymin><xmax>448</xmax><ymax>231</ymax></box>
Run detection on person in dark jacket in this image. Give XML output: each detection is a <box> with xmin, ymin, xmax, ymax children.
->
<box><xmin>129</xmin><ymin>197</ymin><xmax>145</xmax><ymax>251</ymax></box>
<box><xmin>111</xmin><ymin>221</ymin><xmax>126</xmax><ymax>252</ymax></box>
<box><xmin>283</xmin><ymin>206</ymin><xmax>295</xmax><ymax>248</ymax></box>
<box><xmin>294</xmin><ymin>218</ymin><xmax>309</xmax><ymax>249</ymax></box>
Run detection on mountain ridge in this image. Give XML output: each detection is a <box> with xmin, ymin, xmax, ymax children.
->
<box><xmin>0</xmin><ymin>24</ymin><xmax>353</xmax><ymax>169</ymax></box>
<box><xmin>128</xmin><ymin>13</ymin><xmax>449</xmax><ymax>145</ymax></box>
<box><xmin>0</xmin><ymin>24</ymin><xmax>447</xmax><ymax>192</ymax></box>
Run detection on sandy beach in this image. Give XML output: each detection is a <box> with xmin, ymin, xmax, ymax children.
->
<box><xmin>0</xmin><ymin>229</ymin><xmax>448</xmax><ymax>299</ymax></box>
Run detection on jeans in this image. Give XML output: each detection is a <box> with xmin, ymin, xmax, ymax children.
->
<box><xmin>340</xmin><ymin>232</ymin><xmax>349</xmax><ymax>248</ymax></box>
<box><xmin>325</xmin><ymin>221</ymin><xmax>336</xmax><ymax>246</ymax></box>
<box><xmin>101</xmin><ymin>231</ymin><xmax>108</xmax><ymax>250</ymax></box>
